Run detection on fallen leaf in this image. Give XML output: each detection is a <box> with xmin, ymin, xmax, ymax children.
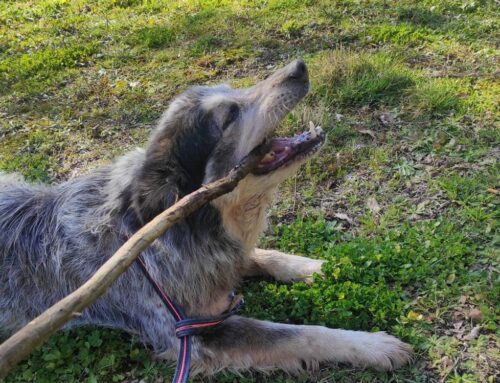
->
<box><xmin>359</xmin><ymin>129</ymin><xmax>376</xmax><ymax>140</ymax></box>
<box><xmin>366</xmin><ymin>196</ymin><xmax>381</xmax><ymax>215</ymax></box>
<box><xmin>450</xmin><ymin>321</ymin><xmax>465</xmax><ymax>339</ymax></box>
<box><xmin>453</xmin><ymin>320</ymin><xmax>464</xmax><ymax>331</ymax></box>
<box><xmin>463</xmin><ymin>325</ymin><xmax>481</xmax><ymax>341</ymax></box>
<box><xmin>486</xmin><ymin>188</ymin><xmax>498</xmax><ymax>194</ymax></box>
<box><xmin>333</xmin><ymin>213</ymin><xmax>353</xmax><ymax>225</ymax></box>
<box><xmin>467</xmin><ymin>308</ymin><xmax>482</xmax><ymax>322</ymax></box>
<box><xmin>440</xmin><ymin>355</ymin><xmax>451</xmax><ymax>369</ymax></box>
<box><xmin>352</xmin><ymin>124</ymin><xmax>377</xmax><ymax>140</ymax></box>
<box><xmin>459</xmin><ymin>295</ymin><xmax>467</xmax><ymax>304</ymax></box>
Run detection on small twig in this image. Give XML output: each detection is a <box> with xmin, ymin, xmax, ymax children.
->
<box><xmin>0</xmin><ymin>141</ymin><xmax>270</xmax><ymax>379</ymax></box>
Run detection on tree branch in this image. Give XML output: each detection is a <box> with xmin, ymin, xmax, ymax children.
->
<box><xmin>0</xmin><ymin>141</ymin><xmax>270</xmax><ymax>379</ymax></box>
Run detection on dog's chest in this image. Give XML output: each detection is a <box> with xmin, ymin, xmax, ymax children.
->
<box><xmin>144</xmin><ymin>226</ymin><xmax>248</xmax><ymax>315</ymax></box>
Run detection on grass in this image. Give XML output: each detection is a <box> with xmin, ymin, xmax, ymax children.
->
<box><xmin>312</xmin><ymin>51</ymin><xmax>416</xmax><ymax>107</ymax></box>
<box><xmin>1</xmin><ymin>0</ymin><xmax>499</xmax><ymax>382</ymax></box>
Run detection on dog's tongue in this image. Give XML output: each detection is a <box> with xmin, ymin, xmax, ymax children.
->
<box><xmin>259</xmin><ymin>134</ymin><xmax>309</xmax><ymax>164</ymax></box>
<box><xmin>253</xmin><ymin>123</ymin><xmax>325</xmax><ymax>174</ymax></box>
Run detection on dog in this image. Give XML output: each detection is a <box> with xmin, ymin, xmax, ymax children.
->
<box><xmin>0</xmin><ymin>60</ymin><xmax>412</xmax><ymax>374</ymax></box>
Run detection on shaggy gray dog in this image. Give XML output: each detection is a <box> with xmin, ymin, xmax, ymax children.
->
<box><xmin>0</xmin><ymin>60</ymin><xmax>411</xmax><ymax>373</ymax></box>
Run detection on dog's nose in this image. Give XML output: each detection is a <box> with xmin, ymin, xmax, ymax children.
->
<box><xmin>287</xmin><ymin>59</ymin><xmax>308</xmax><ymax>81</ymax></box>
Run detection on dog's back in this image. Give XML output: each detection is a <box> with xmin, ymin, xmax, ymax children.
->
<box><xmin>0</xmin><ymin>173</ymin><xmax>105</xmax><ymax>335</ymax></box>
<box><xmin>0</xmin><ymin>175</ymin><xmax>60</xmax><ymax>274</ymax></box>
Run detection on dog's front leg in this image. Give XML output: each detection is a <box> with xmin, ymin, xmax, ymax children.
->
<box><xmin>246</xmin><ymin>248</ymin><xmax>324</xmax><ymax>283</ymax></box>
<box><xmin>191</xmin><ymin>316</ymin><xmax>412</xmax><ymax>373</ymax></box>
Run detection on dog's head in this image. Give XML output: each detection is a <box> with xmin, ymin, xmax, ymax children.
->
<box><xmin>148</xmin><ymin>59</ymin><xmax>324</xmax><ymax>191</ymax></box>
<box><xmin>139</xmin><ymin>60</ymin><xmax>325</xmax><ymax>242</ymax></box>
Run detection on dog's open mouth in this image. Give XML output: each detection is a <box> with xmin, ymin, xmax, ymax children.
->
<box><xmin>253</xmin><ymin>124</ymin><xmax>325</xmax><ymax>175</ymax></box>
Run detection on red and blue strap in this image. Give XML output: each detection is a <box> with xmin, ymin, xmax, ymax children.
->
<box><xmin>136</xmin><ymin>255</ymin><xmax>243</xmax><ymax>383</ymax></box>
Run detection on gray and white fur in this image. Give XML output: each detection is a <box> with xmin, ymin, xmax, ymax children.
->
<box><xmin>0</xmin><ymin>60</ymin><xmax>412</xmax><ymax>374</ymax></box>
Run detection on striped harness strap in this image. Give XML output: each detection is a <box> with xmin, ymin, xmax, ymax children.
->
<box><xmin>136</xmin><ymin>255</ymin><xmax>244</xmax><ymax>383</ymax></box>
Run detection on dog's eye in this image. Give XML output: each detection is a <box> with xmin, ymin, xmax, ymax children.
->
<box><xmin>224</xmin><ymin>103</ymin><xmax>239</xmax><ymax>129</ymax></box>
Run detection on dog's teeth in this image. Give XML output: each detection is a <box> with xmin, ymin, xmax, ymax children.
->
<box><xmin>308</xmin><ymin>121</ymin><xmax>319</xmax><ymax>139</ymax></box>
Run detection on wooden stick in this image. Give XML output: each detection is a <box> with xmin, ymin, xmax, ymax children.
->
<box><xmin>0</xmin><ymin>141</ymin><xmax>269</xmax><ymax>379</ymax></box>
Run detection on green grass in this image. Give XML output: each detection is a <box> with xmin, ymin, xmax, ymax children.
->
<box><xmin>1</xmin><ymin>0</ymin><xmax>499</xmax><ymax>382</ymax></box>
<box><xmin>312</xmin><ymin>51</ymin><xmax>416</xmax><ymax>107</ymax></box>
<box><xmin>128</xmin><ymin>26</ymin><xmax>176</xmax><ymax>49</ymax></box>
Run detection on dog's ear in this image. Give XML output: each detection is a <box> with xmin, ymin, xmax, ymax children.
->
<box><xmin>173</xmin><ymin>110</ymin><xmax>221</xmax><ymax>194</ymax></box>
<box><xmin>132</xmin><ymin>101</ymin><xmax>222</xmax><ymax>222</ymax></box>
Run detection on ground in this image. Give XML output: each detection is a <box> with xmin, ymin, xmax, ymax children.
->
<box><xmin>0</xmin><ymin>0</ymin><xmax>498</xmax><ymax>382</ymax></box>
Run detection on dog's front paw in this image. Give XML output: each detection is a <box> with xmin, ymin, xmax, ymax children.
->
<box><xmin>281</xmin><ymin>257</ymin><xmax>325</xmax><ymax>284</ymax></box>
<box><xmin>300</xmin><ymin>258</ymin><xmax>325</xmax><ymax>284</ymax></box>
<box><xmin>355</xmin><ymin>331</ymin><xmax>413</xmax><ymax>371</ymax></box>
<box><xmin>309</xmin><ymin>327</ymin><xmax>413</xmax><ymax>372</ymax></box>
<box><xmin>253</xmin><ymin>249</ymin><xmax>326</xmax><ymax>284</ymax></box>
